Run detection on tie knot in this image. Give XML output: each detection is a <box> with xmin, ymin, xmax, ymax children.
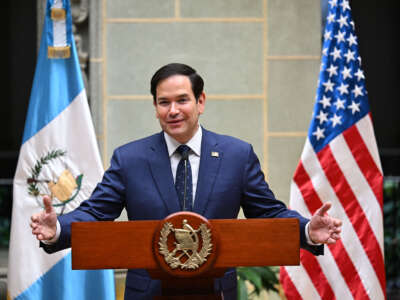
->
<box><xmin>176</xmin><ymin>145</ymin><xmax>190</xmax><ymax>160</ymax></box>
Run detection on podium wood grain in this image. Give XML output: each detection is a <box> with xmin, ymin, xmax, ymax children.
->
<box><xmin>71</xmin><ymin>218</ymin><xmax>300</xmax><ymax>270</ymax></box>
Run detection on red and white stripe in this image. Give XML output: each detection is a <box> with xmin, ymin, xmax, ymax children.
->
<box><xmin>281</xmin><ymin>113</ymin><xmax>386</xmax><ymax>300</ymax></box>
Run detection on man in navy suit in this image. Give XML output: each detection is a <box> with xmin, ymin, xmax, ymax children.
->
<box><xmin>31</xmin><ymin>63</ymin><xmax>342</xmax><ymax>300</ymax></box>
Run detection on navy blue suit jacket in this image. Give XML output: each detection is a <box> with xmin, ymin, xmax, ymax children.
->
<box><xmin>42</xmin><ymin>128</ymin><xmax>323</xmax><ymax>299</ymax></box>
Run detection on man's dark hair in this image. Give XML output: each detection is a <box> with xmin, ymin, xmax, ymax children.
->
<box><xmin>150</xmin><ymin>63</ymin><xmax>204</xmax><ymax>102</ymax></box>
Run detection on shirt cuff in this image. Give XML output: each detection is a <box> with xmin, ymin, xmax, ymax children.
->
<box><xmin>305</xmin><ymin>221</ymin><xmax>322</xmax><ymax>246</ymax></box>
<box><xmin>41</xmin><ymin>221</ymin><xmax>61</xmax><ymax>245</ymax></box>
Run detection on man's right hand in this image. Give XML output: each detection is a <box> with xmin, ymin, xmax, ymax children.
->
<box><xmin>30</xmin><ymin>195</ymin><xmax>57</xmax><ymax>241</ymax></box>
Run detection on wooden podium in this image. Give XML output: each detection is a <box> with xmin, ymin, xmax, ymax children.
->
<box><xmin>71</xmin><ymin>212</ymin><xmax>300</xmax><ymax>299</ymax></box>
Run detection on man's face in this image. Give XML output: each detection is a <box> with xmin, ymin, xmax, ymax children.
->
<box><xmin>154</xmin><ymin>75</ymin><xmax>205</xmax><ymax>144</ymax></box>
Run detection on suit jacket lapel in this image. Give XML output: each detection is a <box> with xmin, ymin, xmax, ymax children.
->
<box><xmin>148</xmin><ymin>132</ymin><xmax>181</xmax><ymax>213</ymax></box>
<box><xmin>193</xmin><ymin>129</ymin><xmax>222</xmax><ymax>215</ymax></box>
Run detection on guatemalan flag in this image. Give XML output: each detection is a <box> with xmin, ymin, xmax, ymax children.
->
<box><xmin>281</xmin><ymin>0</ymin><xmax>386</xmax><ymax>299</ymax></box>
<box><xmin>8</xmin><ymin>0</ymin><xmax>115</xmax><ymax>299</ymax></box>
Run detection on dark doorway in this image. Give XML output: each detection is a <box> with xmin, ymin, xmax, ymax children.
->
<box><xmin>351</xmin><ymin>0</ymin><xmax>400</xmax><ymax>174</ymax></box>
<box><xmin>2</xmin><ymin>1</ymin><xmax>37</xmax><ymax>248</ymax></box>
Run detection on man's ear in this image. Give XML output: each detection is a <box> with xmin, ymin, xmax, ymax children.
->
<box><xmin>198</xmin><ymin>92</ymin><xmax>206</xmax><ymax>115</ymax></box>
<box><xmin>153</xmin><ymin>101</ymin><xmax>159</xmax><ymax>119</ymax></box>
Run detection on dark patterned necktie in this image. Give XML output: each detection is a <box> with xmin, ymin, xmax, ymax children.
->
<box><xmin>175</xmin><ymin>145</ymin><xmax>193</xmax><ymax>211</ymax></box>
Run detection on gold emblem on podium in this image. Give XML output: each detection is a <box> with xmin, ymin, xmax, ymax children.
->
<box><xmin>158</xmin><ymin>219</ymin><xmax>212</xmax><ymax>270</ymax></box>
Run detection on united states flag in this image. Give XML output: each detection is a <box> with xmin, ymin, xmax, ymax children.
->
<box><xmin>280</xmin><ymin>0</ymin><xmax>386</xmax><ymax>299</ymax></box>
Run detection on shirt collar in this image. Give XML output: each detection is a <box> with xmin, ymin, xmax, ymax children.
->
<box><xmin>164</xmin><ymin>126</ymin><xmax>202</xmax><ymax>157</ymax></box>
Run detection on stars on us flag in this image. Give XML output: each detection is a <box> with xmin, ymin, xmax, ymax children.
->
<box><xmin>354</xmin><ymin>69</ymin><xmax>365</xmax><ymax>81</ymax></box>
<box><xmin>335</xmin><ymin>30</ymin><xmax>346</xmax><ymax>43</ymax></box>
<box><xmin>340</xmin><ymin>0</ymin><xmax>351</xmax><ymax>11</ymax></box>
<box><xmin>319</xmin><ymin>96</ymin><xmax>332</xmax><ymax>108</ymax></box>
<box><xmin>330</xmin><ymin>113</ymin><xmax>342</xmax><ymax>127</ymax></box>
<box><xmin>330</xmin><ymin>47</ymin><xmax>342</xmax><ymax>61</ymax></box>
<box><xmin>327</xmin><ymin>13</ymin><xmax>336</xmax><ymax>24</ymax></box>
<box><xmin>326</xmin><ymin>64</ymin><xmax>338</xmax><ymax>77</ymax></box>
<box><xmin>347</xmin><ymin>33</ymin><xmax>357</xmax><ymax>46</ymax></box>
<box><xmin>334</xmin><ymin>98</ymin><xmax>345</xmax><ymax>110</ymax></box>
<box><xmin>344</xmin><ymin>49</ymin><xmax>356</xmax><ymax>63</ymax></box>
<box><xmin>313</xmin><ymin>126</ymin><xmax>325</xmax><ymax>140</ymax></box>
<box><xmin>341</xmin><ymin>66</ymin><xmax>352</xmax><ymax>79</ymax></box>
<box><xmin>310</xmin><ymin>0</ymin><xmax>370</xmax><ymax>149</ymax></box>
<box><xmin>352</xmin><ymin>84</ymin><xmax>364</xmax><ymax>97</ymax></box>
<box><xmin>337</xmin><ymin>14</ymin><xmax>349</xmax><ymax>28</ymax></box>
<box><xmin>316</xmin><ymin>110</ymin><xmax>329</xmax><ymax>124</ymax></box>
<box><xmin>348</xmin><ymin>101</ymin><xmax>361</xmax><ymax>114</ymax></box>
<box><xmin>337</xmin><ymin>82</ymin><xmax>349</xmax><ymax>95</ymax></box>
<box><xmin>322</xmin><ymin>79</ymin><xmax>335</xmax><ymax>92</ymax></box>
<box><xmin>328</xmin><ymin>0</ymin><xmax>338</xmax><ymax>8</ymax></box>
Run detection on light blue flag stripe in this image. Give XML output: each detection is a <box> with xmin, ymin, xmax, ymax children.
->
<box><xmin>45</xmin><ymin>0</ymin><xmax>73</xmax><ymax>47</ymax></box>
<box><xmin>17</xmin><ymin>0</ymin><xmax>116</xmax><ymax>298</ymax></box>
<box><xmin>15</xmin><ymin>253</ymin><xmax>115</xmax><ymax>300</ymax></box>
<box><xmin>44</xmin><ymin>0</ymin><xmax>54</xmax><ymax>46</ymax></box>
<box><xmin>22</xmin><ymin>0</ymin><xmax>82</xmax><ymax>144</ymax></box>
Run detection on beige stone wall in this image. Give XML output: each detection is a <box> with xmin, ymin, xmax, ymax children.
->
<box><xmin>91</xmin><ymin>0</ymin><xmax>320</xmax><ymax>204</ymax></box>
<box><xmin>89</xmin><ymin>2</ymin><xmax>321</xmax><ymax>298</ymax></box>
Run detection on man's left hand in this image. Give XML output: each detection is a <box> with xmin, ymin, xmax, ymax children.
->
<box><xmin>309</xmin><ymin>202</ymin><xmax>342</xmax><ymax>244</ymax></box>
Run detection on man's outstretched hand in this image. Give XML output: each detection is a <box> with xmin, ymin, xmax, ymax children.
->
<box><xmin>309</xmin><ymin>202</ymin><xmax>342</xmax><ymax>244</ymax></box>
<box><xmin>30</xmin><ymin>195</ymin><xmax>57</xmax><ymax>241</ymax></box>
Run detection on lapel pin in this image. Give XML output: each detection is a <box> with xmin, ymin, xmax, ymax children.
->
<box><xmin>211</xmin><ymin>151</ymin><xmax>219</xmax><ymax>158</ymax></box>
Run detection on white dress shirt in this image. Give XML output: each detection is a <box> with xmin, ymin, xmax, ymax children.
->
<box><xmin>164</xmin><ymin>125</ymin><xmax>202</xmax><ymax>205</ymax></box>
